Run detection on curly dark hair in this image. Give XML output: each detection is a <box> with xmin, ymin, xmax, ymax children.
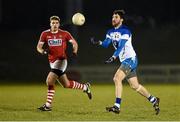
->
<box><xmin>113</xmin><ymin>10</ymin><xmax>125</xmax><ymax>18</ymax></box>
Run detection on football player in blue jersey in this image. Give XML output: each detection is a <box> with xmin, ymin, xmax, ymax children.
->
<box><xmin>91</xmin><ymin>10</ymin><xmax>160</xmax><ymax>115</ymax></box>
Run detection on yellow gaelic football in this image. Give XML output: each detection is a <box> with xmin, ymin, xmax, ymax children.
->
<box><xmin>72</xmin><ymin>13</ymin><xmax>85</xmax><ymax>26</ymax></box>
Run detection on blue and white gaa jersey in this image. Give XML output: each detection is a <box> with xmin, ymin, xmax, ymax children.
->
<box><xmin>101</xmin><ymin>25</ymin><xmax>136</xmax><ymax>62</ymax></box>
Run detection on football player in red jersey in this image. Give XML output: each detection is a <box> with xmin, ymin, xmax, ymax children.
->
<box><xmin>36</xmin><ymin>16</ymin><xmax>92</xmax><ymax>111</ymax></box>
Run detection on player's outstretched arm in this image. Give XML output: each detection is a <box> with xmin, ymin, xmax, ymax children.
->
<box><xmin>90</xmin><ymin>37</ymin><xmax>102</xmax><ymax>45</ymax></box>
<box><xmin>90</xmin><ymin>37</ymin><xmax>112</xmax><ymax>48</ymax></box>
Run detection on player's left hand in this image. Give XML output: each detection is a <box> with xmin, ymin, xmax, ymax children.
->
<box><xmin>69</xmin><ymin>52</ymin><xmax>77</xmax><ymax>60</ymax></box>
<box><xmin>69</xmin><ymin>52</ymin><xmax>78</xmax><ymax>64</ymax></box>
<box><xmin>105</xmin><ymin>56</ymin><xmax>116</xmax><ymax>64</ymax></box>
<box><xmin>71</xmin><ymin>52</ymin><xmax>77</xmax><ymax>58</ymax></box>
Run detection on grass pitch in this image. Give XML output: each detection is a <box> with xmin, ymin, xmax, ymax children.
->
<box><xmin>0</xmin><ymin>82</ymin><xmax>180</xmax><ymax>121</ymax></box>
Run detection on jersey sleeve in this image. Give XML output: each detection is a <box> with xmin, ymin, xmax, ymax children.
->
<box><xmin>65</xmin><ymin>31</ymin><xmax>76</xmax><ymax>43</ymax></box>
<box><xmin>101</xmin><ymin>30</ymin><xmax>112</xmax><ymax>48</ymax></box>
<box><xmin>121</xmin><ymin>29</ymin><xmax>131</xmax><ymax>40</ymax></box>
<box><xmin>39</xmin><ymin>31</ymin><xmax>47</xmax><ymax>43</ymax></box>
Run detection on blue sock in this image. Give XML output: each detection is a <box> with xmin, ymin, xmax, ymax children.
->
<box><xmin>148</xmin><ymin>95</ymin><xmax>157</xmax><ymax>104</ymax></box>
<box><xmin>114</xmin><ymin>98</ymin><xmax>121</xmax><ymax>108</ymax></box>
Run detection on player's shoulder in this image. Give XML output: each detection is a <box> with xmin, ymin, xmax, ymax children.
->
<box><xmin>119</xmin><ymin>25</ymin><xmax>131</xmax><ymax>34</ymax></box>
<box><xmin>58</xmin><ymin>29</ymin><xmax>71</xmax><ymax>35</ymax></box>
<box><xmin>41</xmin><ymin>29</ymin><xmax>51</xmax><ymax>34</ymax></box>
<box><xmin>42</xmin><ymin>29</ymin><xmax>50</xmax><ymax>33</ymax></box>
<box><xmin>120</xmin><ymin>25</ymin><xmax>130</xmax><ymax>31</ymax></box>
<box><xmin>106</xmin><ymin>28</ymin><xmax>114</xmax><ymax>34</ymax></box>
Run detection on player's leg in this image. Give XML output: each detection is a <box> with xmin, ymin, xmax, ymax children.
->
<box><xmin>54</xmin><ymin>59</ymin><xmax>92</xmax><ymax>99</ymax></box>
<box><xmin>106</xmin><ymin>57</ymin><xmax>138</xmax><ymax>114</ymax></box>
<box><xmin>106</xmin><ymin>68</ymin><xmax>126</xmax><ymax>114</ymax></box>
<box><xmin>114</xmin><ymin>69</ymin><xmax>125</xmax><ymax>107</ymax></box>
<box><xmin>127</xmin><ymin>76</ymin><xmax>160</xmax><ymax>115</ymax></box>
<box><xmin>38</xmin><ymin>71</ymin><xmax>58</xmax><ymax>111</ymax></box>
<box><xmin>57</xmin><ymin>73</ymin><xmax>92</xmax><ymax>100</ymax></box>
<box><xmin>127</xmin><ymin>74</ymin><xmax>150</xmax><ymax>97</ymax></box>
<box><xmin>38</xmin><ymin>59</ymin><xmax>67</xmax><ymax>111</ymax></box>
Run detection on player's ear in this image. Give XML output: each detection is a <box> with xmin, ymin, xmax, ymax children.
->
<box><xmin>121</xmin><ymin>18</ymin><xmax>124</xmax><ymax>22</ymax></box>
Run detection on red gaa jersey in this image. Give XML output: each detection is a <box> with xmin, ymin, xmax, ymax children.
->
<box><xmin>39</xmin><ymin>29</ymin><xmax>76</xmax><ymax>62</ymax></box>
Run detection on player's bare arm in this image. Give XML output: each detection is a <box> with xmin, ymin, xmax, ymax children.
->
<box><xmin>36</xmin><ymin>41</ymin><xmax>47</xmax><ymax>54</ymax></box>
<box><xmin>69</xmin><ymin>39</ymin><xmax>78</xmax><ymax>54</ymax></box>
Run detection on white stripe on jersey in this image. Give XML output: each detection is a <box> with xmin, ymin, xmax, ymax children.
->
<box><xmin>119</xmin><ymin>36</ymin><xmax>136</xmax><ymax>61</ymax></box>
<box><xmin>106</xmin><ymin>34</ymin><xmax>111</xmax><ymax>39</ymax></box>
<box><xmin>121</xmin><ymin>34</ymin><xmax>129</xmax><ymax>40</ymax></box>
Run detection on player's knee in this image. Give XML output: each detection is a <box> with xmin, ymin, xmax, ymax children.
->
<box><xmin>113</xmin><ymin>76</ymin><xmax>118</xmax><ymax>83</ymax></box>
<box><xmin>46</xmin><ymin>77</ymin><xmax>54</xmax><ymax>85</ymax></box>
<box><xmin>46</xmin><ymin>80</ymin><xmax>54</xmax><ymax>86</ymax></box>
<box><xmin>131</xmin><ymin>84</ymin><xmax>141</xmax><ymax>91</ymax></box>
<box><xmin>113</xmin><ymin>76</ymin><xmax>122</xmax><ymax>84</ymax></box>
<box><xmin>130</xmin><ymin>84</ymin><xmax>138</xmax><ymax>90</ymax></box>
<box><xmin>63</xmin><ymin>82</ymin><xmax>70</xmax><ymax>88</ymax></box>
<box><xmin>113</xmin><ymin>74</ymin><xmax>124</xmax><ymax>82</ymax></box>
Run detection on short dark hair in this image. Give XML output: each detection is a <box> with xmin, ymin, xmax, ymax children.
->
<box><xmin>50</xmin><ymin>15</ymin><xmax>60</xmax><ymax>22</ymax></box>
<box><xmin>113</xmin><ymin>10</ymin><xmax>125</xmax><ymax>18</ymax></box>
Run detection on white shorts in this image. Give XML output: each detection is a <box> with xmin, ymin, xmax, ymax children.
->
<box><xmin>49</xmin><ymin>59</ymin><xmax>67</xmax><ymax>72</ymax></box>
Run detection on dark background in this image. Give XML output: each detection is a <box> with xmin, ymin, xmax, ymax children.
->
<box><xmin>0</xmin><ymin>0</ymin><xmax>180</xmax><ymax>81</ymax></box>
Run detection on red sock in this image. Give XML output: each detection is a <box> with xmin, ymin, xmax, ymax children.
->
<box><xmin>45</xmin><ymin>85</ymin><xmax>55</xmax><ymax>107</ymax></box>
<box><xmin>68</xmin><ymin>80</ymin><xmax>87</xmax><ymax>91</ymax></box>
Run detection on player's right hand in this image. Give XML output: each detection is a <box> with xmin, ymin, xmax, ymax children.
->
<box><xmin>42</xmin><ymin>49</ymin><xmax>49</xmax><ymax>55</ymax></box>
<box><xmin>90</xmin><ymin>37</ymin><xmax>101</xmax><ymax>45</ymax></box>
<box><xmin>105</xmin><ymin>56</ymin><xmax>116</xmax><ymax>64</ymax></box>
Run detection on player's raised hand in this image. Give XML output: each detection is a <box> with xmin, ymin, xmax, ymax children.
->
<box><xmin>105</xmin><ymin>56</ymin><xmax>116</xmax><ymax>64</ymax></box>
<box><xmin>90</xmin><ymin>37</ymin><xmax>101</xmax><ymax>45</ymax></box>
